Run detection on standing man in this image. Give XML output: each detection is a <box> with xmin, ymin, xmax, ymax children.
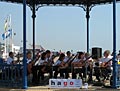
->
<box><xmin>6</xmin><ymin>52</ymin><xmax>14</xmax><ymax>64</ymax></box>
<box><xmin>6</xmin><ymin>52</ymin><xmax>14</xmax><ymax>79</ymax></box>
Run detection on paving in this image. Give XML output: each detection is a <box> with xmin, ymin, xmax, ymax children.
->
<box><xmin>0</xmin><ymin>74</ymin><xmax>119</xmax><ymax>91</ymax></box>
<box><xmin>0</xmin><ymin>84</ymin><xmax>120</xmax><ymax>91</ymax></box>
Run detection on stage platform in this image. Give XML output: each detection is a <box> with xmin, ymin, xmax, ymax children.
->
<box><xmin>0</xmin><ymin>84</ymin><xmax>120</xmax><ymax>91</ymax></box>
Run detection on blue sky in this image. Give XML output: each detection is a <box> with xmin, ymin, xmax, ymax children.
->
<box><xmin>0</xmin><ymin>2</ymin><xmax>120</xmax><ymax>54</ymax></box>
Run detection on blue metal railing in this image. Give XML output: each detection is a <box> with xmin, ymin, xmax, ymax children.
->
<box><xmin>0</xmin><ymin>64</ymin><xmax>23</xmax><ymax>88</ymax></box>
<box><xmin>117</xmin><ymin>65</ymin><xmax>120</xmax><ymax>87</ymax></box>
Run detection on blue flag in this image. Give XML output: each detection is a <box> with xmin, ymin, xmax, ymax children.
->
<box><xmin>2</xmin><ymin>29</ymin><xmax>12</xmax><ymax>40</ymax></box>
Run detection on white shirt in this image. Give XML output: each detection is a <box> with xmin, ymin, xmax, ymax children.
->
<box><xmin>27</xmin><ymin>59</ymin><xmax>32</xmax><ymax>64</ymax></box>
<box><xmin>117</xmin><ymin>55</ymin><xmax>120</xmax><ymax>60</ymax></box>
<box><xmin>6</xmin><ymin>57</ymin><xmax>13</xmax><ymax>64</ymax></box>
<box><xmin>63</xmin><ymin>56</ymin><xmax>70</xmax><ymax>63</ymax></box>
<box><xmin>34</xmin><ymin>59</ymin><xmax>39</xmax><ymax>66</ymax></box>
<box><xmin>54</xmin><ymin>60</ymin><xmax>62</xmax><ymax>66</ymax></box>
<box><xmin>100</xmin><ymin>57</ymin><xmax>111</xmax><ymax>62</ymax></box>
<box><xmin>38</xmin><ymin>59</ymin><xmax>47</xmax><ymax>65</ymax></box>
<box><xmin>46</xmin><ymin>57</ymin><xmax>49</xmax><ymax>62</ymax></box>
<box><xmin>72</xmin><ymin>58</ymin><xmax>80</xmax><ymax>63</ymax></box>
<box><xmin>99</xmin><ymin>57</ymin><xmax>112</xmax><ymax>66</ymax></box>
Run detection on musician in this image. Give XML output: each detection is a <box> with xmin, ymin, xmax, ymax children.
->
<box><xmin>32</xmin><ymin>52</ymin><xmax>41</xmax><ymax>84</ymax></box>
<box><xmin>33</xmin><ymin>52</ymin><xmax>41</xmax><ymax>66</ymax></box>
<box><xmin>37</xmin><ymin>52</ymin><xmax>47</xmax><ymax>81</ymax></box>
<box><xmin>71</xmin><ymin>52</ymin><xmax>85</xmax><ymax>79</ymax></box>
<box><xmin>26</xmin><ymin>51</ymin><xmax>32</xmax><ymax>75</ymax></box>
<box><xmin>46</xmin><ymin>50</ymin><xmax>55</xmax><ymax>65</ymax></box>
<box><xmin>84</xmin><ymin>53</ymin><xmax>93</xmax><ymax>82</ymax></box>
<box><xmin>93</xmin><ymin>58</ymin><xmax>101</xmax><ymax>82</ymax></box>
<box><xmin>53</xmin><ymin>53</ymin><xmax>66</xmax><ymax>78</ymax></box>
<box><xmin>99</xmin><ymin>50</ymin><xmax>112</xmax><ymax>81</ymax></box>
<box><xmin>0</xmin><ymin>57</ymin><xmax>3</xmax><ymax>64</ymax></box>
<box><xmin>63</xmin><ymin>51</ymin><xmax>72</xmax><ymax>78</ymax></box>
<box><xmin>27</xmin><ymin>51</ymin><xmax>32</xmax><ymax>63</ymax></box>
<box><xmin>45</xmin><ymin>50</ymin><xmax>50</xmax><ymax>60</ymax></box>
<box><xmin>63</xmin><ymin>51</ymin><xmax>71</xmax><ymax>63</ymax></box>
<box><xmin>45</xmin><ymin>50</ymin><xmax>54</xmax><ymax>78</ymax></box>
<box><xmin>117</xmin><ymin>51</ymin><xmax>120</xmax><ymax>61</ymax></box>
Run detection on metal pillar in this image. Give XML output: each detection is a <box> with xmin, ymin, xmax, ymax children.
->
<box><xmin>23</xmin><ymin>0</ymin><xmax>27</xmax><ymax>89</ymax></box>
<box><xmin>85</xmin><ymin>5</ymin><xmax>90</xmax><ymax>81</ymax></box>
<box><xmin>79</xmin><ymin>4</ymin><xmax>91</xmax><ymax>82</ymax></box>
<box><xmin>80</xmin><ymin>4</ymin><xmax>93</xmax><ymax>54</ymax></box>
<box><xmin>86</xmin><ymin>5</ymin><xmax>90</xmax><ymax>53</ymax></box>
<box><xmin>112</xmin><ymin>0</ymin><xmax>117</xmax><ymax>88</ymax></box>
<box><xmin>32</xmin><ymin>2</ymin><xmax>36</xmax><ymax>60</ymax></box>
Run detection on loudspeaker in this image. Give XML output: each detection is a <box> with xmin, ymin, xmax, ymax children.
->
<box><xmin>92</xmin><ymin>47</ymin><xmax>102</xmax><ymax>59</ymax></box>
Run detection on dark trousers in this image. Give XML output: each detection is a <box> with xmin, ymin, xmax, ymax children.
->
<box><xmin>60</xmin><ymin>68</ymin><xmax>69</xmax><ymax>79</ymax></box>
<box><xmin>72</xmin><ymin>67</ymin><xmax>83</xmax><ymax>79</ymax></box>
<box><xmin>94</xmin><ymin>67</ymin><xmax>101</xmax><ymax>81</ymax></box>
<box><xmin>32</xmin><ymin>66</ymin><xmax>39</xmax><ymax>84</ymax></box>
<box><xmin>101</xmin><ymin>67</ymin><xmax>111</xmax><ymax>80</ymax></box>
<box><xmin>94</xmin><ymin>67</ymin><xmax>111</xmax><ymax>81</ymax></box>
<box><xmin>38</xmin><ymin>65</ymin><xmax>45</xmax><ymax>81</ymax></box>
<box><xmin>54</xmin><ymin>66</ymin><xmax>69</xmax><ymax>79</ymax></box>
<box><xmin>87</xmin><ymin>66</ymin><xmax>93</xmax><ymax>81</ymax></box>
<box><xmin>45</xmin><ymin>66</ymin><xmax>53</xmax><ymax>78</ymax></box>
<box><xmin>54</xmin><ymin>66</ymin><xmax>60</xmax><ymax>78</ymax></box>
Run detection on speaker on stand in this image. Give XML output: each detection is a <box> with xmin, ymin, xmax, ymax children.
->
<box><xmin>92</xmin><ymin>47</ymin><xmax>103</xmax><ymax>85</ymax></box>
<box><xmin>92</xmin><ymin>47</ymin><xmax>102</xmax><ymax>59</ymax></box>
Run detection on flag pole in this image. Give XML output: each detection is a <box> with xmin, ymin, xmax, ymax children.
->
<box><xmin>4</xmin><ymin>16</ymin><xmax>7</xmax><ymax>59</ymax></box>
<box><xmin>8</xmin><ymin>15</ymin><xmax>10</xmax><ymax>53</ymax></box>
<box><xmin>9</xmin><ymin>14</ymin><xmax>13</xmax><ymax>52</ymax></box>
<box><xmin>4</xmin><ymin>37</ymin><xmax>7</xmax><ymax>59</ymax></box>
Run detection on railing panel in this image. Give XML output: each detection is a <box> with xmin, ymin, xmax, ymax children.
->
<box><xmin>0</xmin><ymin>64</ymin><xmax>23</xmax><ymax>88</ymax></box>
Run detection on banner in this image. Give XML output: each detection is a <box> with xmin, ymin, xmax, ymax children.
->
<box><xmin>49</xmin><ymin>79</ymin><xmax>82</xmax><ymax>88</ymax></box>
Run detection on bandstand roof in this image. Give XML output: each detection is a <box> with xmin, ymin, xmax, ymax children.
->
<box><xmin>0</xmin><ymin>0</ymin><xmax>120</xmax><ymax>6</ymax></box>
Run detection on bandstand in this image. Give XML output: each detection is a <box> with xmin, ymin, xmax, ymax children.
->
<box><xmin>0</xmin><ymin>0</ymin><xmax>119</xmax><ymax>89</ymax></box>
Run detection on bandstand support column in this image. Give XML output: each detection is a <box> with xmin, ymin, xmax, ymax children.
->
<box><xmin>86</xmin><ymin>5</ymin><xmax>90</xmax><ymax>53</ymax></box>
<box><xmin>23</xmin><ymin>0</ymin><xmax>27</xmax><ymax>89</ymax></box>
<box><xmin>32</xmin><ymin>1</ymin><xmax>36</xmax><ymax>60</ymax></box>
<box><xmin>112</xmin><ymin>0</ymin><xmax>117</xmax><ymax>88</ymax></box>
